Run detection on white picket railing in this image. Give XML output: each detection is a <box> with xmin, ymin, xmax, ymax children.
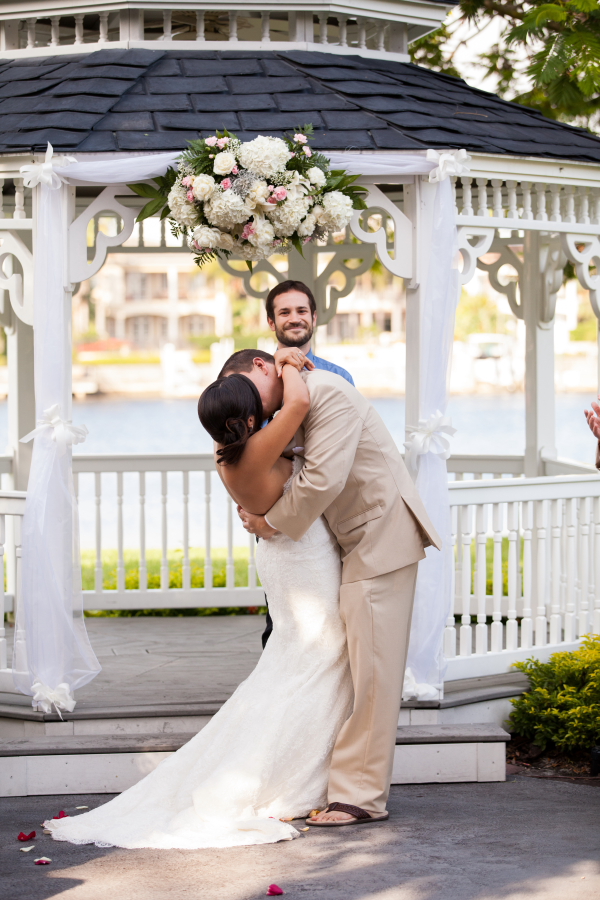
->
<box><xmin>0</xmin><ymin>490</ymin><xmax>26</xmax><ymax>691</ymax></box>
<box><xmin>445</xmin><ymin>474</ymin><xmax>600</xmax><ymax>678</ymax></box>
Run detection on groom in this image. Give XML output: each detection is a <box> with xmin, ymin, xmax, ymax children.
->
<box><xmin>221</xmin><ymin>349</ymin><xmax>441</xmax><ymax>825</ymax></box>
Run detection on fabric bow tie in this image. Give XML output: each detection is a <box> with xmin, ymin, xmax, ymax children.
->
<box><xmin>20</xmin><ymin>142</ymin><xmax>76</xmax><ymax>190</ymax></box>
<box><xmin>426</xmin><ymin>148</ymin><xmax>471</xmax><ymax>184</ymax></box>
<box><xmin>404</xmin><ymin>410</ymin><xmax>456</xmax><ymax>473</ymax></box>
<box><xmin>31</xmin><ymin>681</ymin><xmax>76</xmax><ymax>718</ymax></box>
<box><xmin>21</xmin><ymin>404</ymin><xmax>88</xmax><ymax>456</ymax></box>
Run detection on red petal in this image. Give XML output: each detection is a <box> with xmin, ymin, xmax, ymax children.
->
<box><xmin>17</xmin><ymin>831</ymin><xmax>36</xmax><ymax>841</ymax></box>
<box><xmin>266</xmin><ymin>887</ymin><xmax>284</xmax><ymax>896</ymax></box>
<box><xmin>34</xmin><ymin>858</ymin><xmax>51</xmax><ymax>865</ymax></box>
<box><xmin>53</xmin><ymin>811</ymin><xmax>68</xmax><ymax>819</ymax></box>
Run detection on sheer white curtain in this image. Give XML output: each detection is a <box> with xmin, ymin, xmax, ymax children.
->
<box><xmin>14</xmin><ymin>148</ymin><xmax>461</xmax><ymax>712</ymax></box>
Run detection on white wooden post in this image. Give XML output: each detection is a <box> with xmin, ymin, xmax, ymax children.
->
<box><xmin>523</xmin><ymin>231</ymin><xmax>557</xmax><ymax>476</ymax></box>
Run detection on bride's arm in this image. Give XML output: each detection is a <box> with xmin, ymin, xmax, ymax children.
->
<box><xmin>237</xmin><ymin>363</ymin><xmax>310</xmax><ymax>476</ymax></box>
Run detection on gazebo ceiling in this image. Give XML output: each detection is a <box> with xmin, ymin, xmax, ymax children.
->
<box><xmin>0</xmin><ymin>47</ymin><xmax>599</xmax><ymax>163</ymax></box>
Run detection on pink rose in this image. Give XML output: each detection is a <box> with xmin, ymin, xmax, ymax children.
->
<box><xmin>205</xmin><ymin>136</ymin><xmax>218</xmax><ymax>146</ymax></box>
<box><xmin>302</xmin><ymin>146</ymin><xmax>312</xmax><ymax>157</ymax></box>
<box><xmin>267</xmin><ymin>196</ymin><xmax>278</xmax><ymax>204</ymax></box>
<box><xmin>241</xmin><ymin>222</ymin><xmax>256</xmax><ymax>240</ymax></box>
<box><xmin>181</xmin><ymin>175</ymin><xmax>193</xmax><ymax>187</ymax></box>
<box><xmin>186</xmin><ymin>190</ymin><xmax>195</xmax><ymax>202</ymax></box>
<box><xmin>232</xmin><ymin>166</ymin><xmax>239</xmax><ymax>174</ymax></box>
<box><xmin>216</xmin><ymin>137</ymin><xmax>230</xmax><ymax>148</ymax></box>
<box><xmin>221</xmin><ymin>178</ymin><xmax>232</xmax><ymax>190</ymax></box>
<box><xmin>273</xmin><ymin>187</ymin><xmax>287</xmax><ymax>201</ymax></box>
<box><xmin>294</xmin><ymin>133</ymin><xmax>307</xmax><ymax>143</ymax></box>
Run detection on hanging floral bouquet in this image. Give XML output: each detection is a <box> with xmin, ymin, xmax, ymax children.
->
<box><xmin>128</xmin><ymin>125</ymin><xmax>367</xmax><ymax>269</ymax></box>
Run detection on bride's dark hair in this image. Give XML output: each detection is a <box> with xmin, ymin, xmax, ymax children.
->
<box><xmin>198</xmin><ymin>374</ymin><xmax>264</xmax><ymax>466</ymax></box>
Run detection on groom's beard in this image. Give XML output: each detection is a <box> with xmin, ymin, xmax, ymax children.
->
<box><xmin>275</xmin><ymin>322</ymin><xmax>314</xmax><ymax>348</ymax></box>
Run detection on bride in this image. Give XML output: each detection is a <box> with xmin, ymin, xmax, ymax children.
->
<box><xmin>47</xmin><ymin>348</ymin><xmax>353</xmax><ymax>850</ymax></box>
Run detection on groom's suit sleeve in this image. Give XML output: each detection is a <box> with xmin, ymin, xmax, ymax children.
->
<box><xmin>265</xmin><ymin>380</ymin><xmax>363</xmax><ymax>542</ymax></box>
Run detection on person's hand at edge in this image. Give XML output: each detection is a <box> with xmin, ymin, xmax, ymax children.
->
<box><xmin>237</xmin><ymin>505</ymin><xmax>279</xmax><ymax>539</ymax></box>
<box><xmin>274</xmin><ymin>347</ymin><xmax>315</xmax><ymax>376</ymax></box>
<box><xmin>584</xmin><ymin>399</ymin><xmax>600</xmax><ymax>440</ymax></box>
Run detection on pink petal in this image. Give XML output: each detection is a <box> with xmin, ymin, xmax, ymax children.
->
<box><xmin>34</xmin><ymin>858</ymin><xmax>52</xmax><ymax>865</ymax></box>
<box><xmin>53</xmin><ymin>811</ymin><xmax>68</xmax><ymax>819</ymax></box>
<box><xmin>267</xmin><ymin>886</ymin><xmax>284</xmax><ymax>896</ymax></box>
<box><xmin>18</xmin><ymin>831</ymin><xmax>36</xmax><ymax>841</ymax></box>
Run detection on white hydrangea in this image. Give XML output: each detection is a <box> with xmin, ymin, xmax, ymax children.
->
<box><xmin>307</xmin><ymin>166</ymin><xmax>327</xmax><ymax>187</ymax></box>
<box><xmin>321</xmin><ymin>190</ymin><xmax>353</xmax><ymax>231</ymax></box>
<box><xmin>205</xmin><ymin>190</ymin><xmax>252</xmax><ymax>230</ymax></box>
<box><xmin>217</xmin><ymin>232</ymin><xmax>235</xmax><ymax>252</ymax></box>
<box><xmin>192</xmin><ymin>174</ymin><xmax>215</xmax><ymax>202</ymax></box>
<box><xmin>167</xmin><ymin>184</ymin><xmax>198</xmax><ymax>228</ymax></box>
<box><xmin>266</xmin><ymin>197</ymin><xmax>311</xmax><ymax>237</ymax></box>
<box><xmin>248</xmin><ymin>217</ymin><xmax>275</xmax><ymax>249</ymax></box>
<box><xmin>238</xmin><ymin>136</ymin><xmax>291</xmax><ymax>180</ymax></box>
<box><xmin>234</xmin><ymin>240</ymin><xmax>266</xmax><ymax>261</ymax></box>
<box><xmin>191</xmin><ymin>225</ymin><xmax>223</xmax><ymax>249</ymax></box>
<box><xmin>297</xmin><ymin>213</ymin><xmax>317</xmax><ymax>238</ymax></box>
<box><xmin>213</xmin><ymin>151</ymin><xmax>237</xmax><ymax>176</ymax></box>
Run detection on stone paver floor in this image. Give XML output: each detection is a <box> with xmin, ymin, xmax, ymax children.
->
<box><xmin>2</xmin><ymin>777</ymin><xmax>598</xmax><ymax>900</ymax></box>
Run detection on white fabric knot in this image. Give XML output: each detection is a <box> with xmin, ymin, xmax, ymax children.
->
<box><xmin>20</xmin><ymin>404</ymin><xmax>88</xmax><ymax>456</ymax></box>
<box><xmin>20</xmin><ymin>142</ymin><xmax>76</xmax><ymax>190</ymax></box>
<box><xmin>402</xmin><ymin>667</ymin><xmax>440</xmax><ymax>702</ymax></box>
<box><xmin>31</xmin><ymin>681</ymin><xmax>76</xmax><ymax>718</ymax></box>
<box><xmin>426</xmin><ymin>148</ymin><xmax>471</xmax><ymax>184</ymax></box>
<box><xmin>404</xmin><ymin>410</ymin><xmax>456</xmax><ymax>473</ymax></box>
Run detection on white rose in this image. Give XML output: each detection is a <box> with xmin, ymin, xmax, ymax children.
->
<box><xmin>307</xmin><ymin>167</ymin><xmax>327</xmax><ymax>187</ymax></box>
<box><xmin>297</xmin><ymin>213</ymin><xmax>316</xmax><ymax>238</ymax></box>
<box><xmin>191</xmin><ymin>225</ymin><xmax>223</xmax><ymax>249</ymax></box>
<box><xmin>218</xmin><ymin>232</ymin><xmax>235</xmax><ymax>251</ymax></box>
<box><xmin>238</xmin><ymin>136</ymin><xmax>291</xmax><ymax>180</ymax></box>
<box><xmin>205</xmin><ymin>190</ymin><xmax>252</xmax><ymax>230</ymax></box>
<box><xmin>245</xmin><ymin>180</ymin><xmax>270</xmax><ymax>209</ymax></box>
<box><xmin>192</xmin><ymin>174</ymin><xmax>215</xmax><ymax>202</ymax></box>
<box><xmin>167</xmin><ymin>184</ymin><xmax>198</xmax><ymax>228</ymax></box>
<box><xmin>213</xmin><ymin>151</ymin><xmax>237</xmax><ymax>176</ymax></box>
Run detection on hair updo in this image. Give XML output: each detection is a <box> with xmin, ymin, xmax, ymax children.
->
<box><xmin>198</xmin><ymin>374</ymin><xmax>263</xmax><ymax>466</ymax></box>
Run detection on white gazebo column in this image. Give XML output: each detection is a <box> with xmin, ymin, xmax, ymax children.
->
<box><xmin>6</xmin><ymin>317</ymin><xmax>35</xmax><ymax>491</ymax></box>
<box><xmin>522</xmin><ymin>231</ymin><xmax>557</xmax><ymax>477</ymax></box>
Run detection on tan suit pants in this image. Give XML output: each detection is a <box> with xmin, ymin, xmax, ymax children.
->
<box><xmin>327</xmin><ymin>562</ymin><xmax>418</xmax><ymax>814</ymax></box>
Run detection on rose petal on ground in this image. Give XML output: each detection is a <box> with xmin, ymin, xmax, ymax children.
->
<box><xmin>300</xmin><ymin>827</ymin><xmax>310</xmax><ymax>832</ymax></box>
<box><xmin>309</xmin><ymin>810</ymin><xmax>320</xmax><ymax>818</ymax></box>
<box><xmin>53</xmin><ymin>811</ymin><xmax>68</xmax><ymax>819</ymax></box>
<box><xmin>20</xmin><ymin>846</ymin><xmax>35</xmax><ymax>852</ymax></box>
<box><xmin>75</xmin><ymin>806</ymin><xmax>88</xmax><ymax>810</ymax></box>
<box><xmin>18</xmin><ymin>831</ymin><xmax>36</xmax><ymax>841</ymax></box>
<box><xmin>42</xmin><ymin>830</ymin><xmax>52</xmax><ymax>835</ymax></box>
<box><xmin>266</xmin><ymin>886</ymin><xmax>284</xmax><ymax>896</ymax></box>
<box><xmin>34</xmin><ymin>858</ymin><xmax>51</xmax><ymax>865</ymax></box>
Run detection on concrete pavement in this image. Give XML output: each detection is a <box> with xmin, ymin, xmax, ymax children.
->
<box><xmin>2</xmin><ymin>776</ymin><xmax>598</xmax><ymax>900</ymax></box>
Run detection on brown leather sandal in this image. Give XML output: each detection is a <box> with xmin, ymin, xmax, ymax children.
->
<box><xmin>306</xmin><ymin>802</ymin><xmax>389</xmax><ymax>827</ymax></box>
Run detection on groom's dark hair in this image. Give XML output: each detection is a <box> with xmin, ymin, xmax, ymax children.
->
<box><xmin>218</xmin><ymin>348</ymin><xmax>274</xmax><ymax>378</ymax></box>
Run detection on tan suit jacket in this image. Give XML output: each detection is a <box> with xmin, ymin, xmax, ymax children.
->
<box><xmin>266</xmin><ymin>370</ymin><xmax>441</xmax><ymax>584</ymax></box>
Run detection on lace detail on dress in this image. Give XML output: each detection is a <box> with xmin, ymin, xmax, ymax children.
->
<box><xmin>45</xmin><ymin>451</ymin><xmax>351</xmax><ymax>851</ymax></box>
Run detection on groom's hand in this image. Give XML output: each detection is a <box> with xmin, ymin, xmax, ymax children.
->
<box><xmin>237</xmin><ymin>506</ymin><xmax>278</xmax><ymax>539</ymax></box>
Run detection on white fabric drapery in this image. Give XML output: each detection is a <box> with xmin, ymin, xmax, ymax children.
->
<box><xmin>14</xmin><ymin>147</ymin><xmax>461</xmax><ymax>710</ymax></box>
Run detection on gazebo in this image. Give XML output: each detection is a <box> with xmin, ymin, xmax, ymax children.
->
<box><xmin>0</xmin><ymin>0</ymin><xmax>600</xmax><ymax>770</ymax></box>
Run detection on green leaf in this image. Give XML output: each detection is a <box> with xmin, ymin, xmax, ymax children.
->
<box><xmin>136</xmin><ymin>196</ymin><xmax>167</xmax><ymax>223</ymax></box>
<box><xmin>128</xmin><ymin>182</ymin><xmax>163</xmax><ymax>199</ymax></box>
<box><xmin>291</xmin><ymin>235</ymin><xmax>305</xmax><ymax>257</ymax></box>
<box><xmin>245</xmin><ymin>260</ymin><xmax>253</xmax><ymax>272</ymax></box>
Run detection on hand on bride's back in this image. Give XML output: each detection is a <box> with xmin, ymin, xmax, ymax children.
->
<box><xmin>274</xmin><ymin>347</ymin><xmax>315</xmax><ymax>376</ymax></box>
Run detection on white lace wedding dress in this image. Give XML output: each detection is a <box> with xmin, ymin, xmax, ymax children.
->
<box><xmin>46</xmin><ymin>458</ymin><xmax>353</xmax><ymax>850</ymax></box>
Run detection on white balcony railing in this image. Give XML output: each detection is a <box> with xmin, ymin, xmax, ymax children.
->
<box><xmin>0</xmin><ymin>7</ymin><xmax>415</xmax><ymax>59</ymax></box>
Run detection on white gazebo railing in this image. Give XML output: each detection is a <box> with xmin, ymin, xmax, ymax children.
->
<box><xmin>0</xmin><ymin>490</ymin><xmax>26</xmax><ymax>691</ymax></box>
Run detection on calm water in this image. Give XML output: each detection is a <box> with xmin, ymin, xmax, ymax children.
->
<box><xmin>0</xmin><ymin>394</ymin><xmax>593</xmax><ymax>549</ymax></box>
<box><xmin>0</xmin><ymin>392</ymin><xmax>593</xmax><ymax>461</ymax></box>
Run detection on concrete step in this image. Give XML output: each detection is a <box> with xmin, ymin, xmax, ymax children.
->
<box><xmin>0</xmin><ymin>725</ymin><xmax>510</xmax><ymax>797</ymax></box>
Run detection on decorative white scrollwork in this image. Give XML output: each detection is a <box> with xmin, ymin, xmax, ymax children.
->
<box><xmin>349</xmin><ymin>184</ymin><xmax>412</xmax><ymax>279</ymax></box>
<box><xmin>539</xmin><ymin>234</ymin><xmax>566</xmax><ymax>326</ymax></box>
<box><xmin>69</xmin><ymin>185</ymin><xmax>137</xmax><ymax>286</ymax></box>
<box><xmin>456</xmin><ymin>226</ymin><xmax>495</xmax><ymax>285</ymax></box>
<box><xmin>0</xmin><ymin>231</ymin><xmax>33</xmax><ymax>325</ymax></box>
<box><xmin>476</xmin><ymin>235</ymin><xmax>523</xmax><ymax>320</ymax></box>
<box><xmin>561</xmin><ymin>233</ymin><xmax>600</xmax><ymax>318</ymax></box>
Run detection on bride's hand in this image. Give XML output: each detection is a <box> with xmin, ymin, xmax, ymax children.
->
<box><xmin>274</xmin><ymin>347</ymin><xmax>315</xmax><ymax>376</ymax></box>
<box><xmin>237</xmin><ymin>505</ymin><xmax>279</xmax><ymax>539</ymax></box>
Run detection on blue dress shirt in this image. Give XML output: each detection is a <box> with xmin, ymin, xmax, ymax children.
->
<box><xmin>306</xmin><ymin>348</ymin><xmax>354</xmax><ymax>386</ymax></box>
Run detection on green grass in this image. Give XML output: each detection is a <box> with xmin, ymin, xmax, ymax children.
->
<box><xmin>82</xmin><ymin>548</ymin><xmax>265</xmax><ymax>618</ymax></box>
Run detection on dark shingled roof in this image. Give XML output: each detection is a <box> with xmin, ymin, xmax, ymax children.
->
<box><xmin>0</xmin><ymin>47</ymin><xmax>599</xmax><ymax>163</ymax></box>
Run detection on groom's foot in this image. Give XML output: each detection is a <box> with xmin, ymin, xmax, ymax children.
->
<box><xmin>310</xmin><ymin>807</ymin><xmax>354</xmax><ymax>824</ymax></box>
<box><xmin>307</xmin><ymin>802</ymin><xmax>389</xmax><ymax>826</ymax></box>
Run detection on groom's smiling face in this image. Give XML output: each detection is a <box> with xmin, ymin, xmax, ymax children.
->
<box><xmin>236</xmin><ymin>357</ymin><xmax>283</xmax><ymax>418</ymax></box>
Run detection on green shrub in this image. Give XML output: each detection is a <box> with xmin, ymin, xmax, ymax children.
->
<box><xmin>508</xmin><ymin>635</ymin><xmax>600</xmax><ymax>751</ymax></box>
